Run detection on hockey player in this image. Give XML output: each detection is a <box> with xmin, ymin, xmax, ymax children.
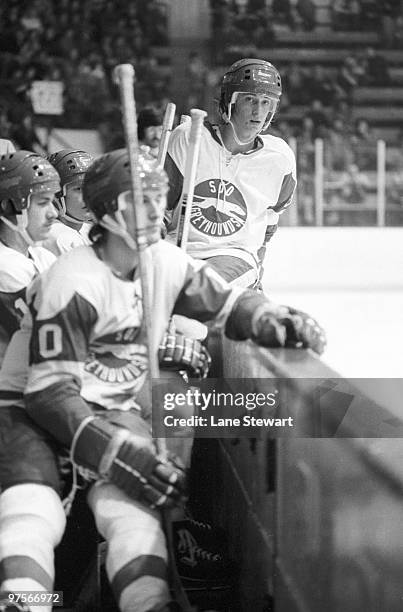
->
<box><xmin>165</xmin><ymin>58</ymin><xmax>296</xmax><ymax>289</ymax></box>
<box><xmin>42</xmin><ymin>149</ymin><xmax>94</xmax><ymax>256</ymax></box>
<box><xmin>0</xmin><ymin>147</ymin><xmax>310</xmax><ymax>612</ymax></box>
<box><xmin>0</xmin><ymin>150</ymin><xmax>60</xmax><ymax>366</ymax></box>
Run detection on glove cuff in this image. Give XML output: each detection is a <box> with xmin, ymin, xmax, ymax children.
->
<box><xmin>251</xmin><ymin>303</ymin><xmax>280</xmax><ymax>338</ymax></box>
<box><xmin>71</xmin><ymin>415</ymin><xmax>127</xmax><ymax>477</ymax></box>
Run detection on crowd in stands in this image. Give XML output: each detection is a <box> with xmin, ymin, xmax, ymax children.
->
<box><xmin>0</xmin><ymin>0</ymin><xmax>402</xmax><ymax>225</ymax></box>
<box><xmin>0</xmin><ymin>0</ymin><xmax>170</xmax><ymax>148</ymax></box>
<box><xmin>210</xmin><ymin>0</ymin><xmax>403</xmax><ymax>50</ymax></box>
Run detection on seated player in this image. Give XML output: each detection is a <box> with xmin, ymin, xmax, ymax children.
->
<box><xmin>42</xmin><ymin>149</ymin><xmax>94</xmax><ymax>256</ymax></box>
<box><xmin>0</xmin><ymin>150</ymin><xmax>59</xmax><ymax>367</ymax></box>
<box><xmin>0</xmin><ymin>149</ymin><xmax>306</xmax><ymax>612</ymax></box>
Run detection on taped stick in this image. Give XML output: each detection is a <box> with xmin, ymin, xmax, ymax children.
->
<box><xmin>156</xmin><ymin>102</ymin><xmax>176</xmax><ymax>169</ymax></box>
<box><xmin>113</xmin><ymin>63</ymin><xmax>163</xmax><ymax>446</ymax></box>
<box><xmin>180</xmin><ymin>114</ymin><xmax>191</xmax><ymax>125</ymax></box>
<box><xmin>114</xmin><ymin>65</ymin><xmax>192</xmax><ymax>612</ymax></box>
<box><xmin>176</xmin><ymin>108</ymin><xmax>207</xmax><ymax>250</ymax></box>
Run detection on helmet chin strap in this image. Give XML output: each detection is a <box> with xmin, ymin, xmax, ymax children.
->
<box><xmin>100</xmin><ymin>212</ymin><xmax>137</xmax><ymax>251</ymax></box>
<box><xmin>227</xmin><ymin>118</ymin><xmax>258</xmax><ymax>146</ymax></box>
<box><xmin>57</xmin><ymin>194</ymin><xmax>89</xmax><ymax>225</ymax></box>
<box><xmin>0</xmin><ymin>210</ymin><xmax>34</xmax><ymax>247</ymax></box>
<box><xmin>225</xmin><ymin>98</ymin><xmax>276</xmax><ymax>147</ymax></box>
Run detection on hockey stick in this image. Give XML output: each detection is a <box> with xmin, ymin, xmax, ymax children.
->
<box><xmin>114</xmin><ymin>64</ymin><xmax>193</xmax><ymax>612</ymax></box>
<box><xmin>176</xmin><ymin>108</ymin><xmax>207</xmax><ymax>250</ymax></box>
<box><xmin>156</xmin><ymin>102</ymin><xmax>176</xmax><ymax>169</ymax></box>
<box><xmin>113</xmin><ymin>63</ymin><xmax>161</xmax><ymax>427</ymax></box>
<box><xmin>180</xmin><ymin>114</ymin><xmax>191</xmax><ymax>125</ymax></box>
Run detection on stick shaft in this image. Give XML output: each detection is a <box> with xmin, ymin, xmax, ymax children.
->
<box><xmin>156</xmin><ymin>102</ymin><xmax>176</xmax><ymax>169</ymax></box>
<box><xmin>113</xmin><ymin>64</ymin><xmax>164</xmax><ymax>449</ymax></box>
<box><xmin>176</xmin><ymin>108</ymin><xmax>207</xmax><ymax>249</ymax></box>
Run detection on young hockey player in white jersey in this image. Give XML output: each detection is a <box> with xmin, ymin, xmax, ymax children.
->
<box><xmin>42</xmin><ymin>149</ymin><xmax>94</xmax><ymax>256</ymax></box>
<box><xmin>0</xmin><ymin>150</ymin><xmax>60</xmax><ymax>366</ymax></box>
<box><xmin>165</xmin><ymin>58</ymin><xmax>296</xmax><ymax>289</ymax></box>
<box><xmin>0</xmin><ymin>148</ymin><xmax>314</xmax><ymax>612</ymax></box>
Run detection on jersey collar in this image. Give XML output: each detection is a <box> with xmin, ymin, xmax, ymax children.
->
<box><xmin>205</xmin><ymin>121</ymin><xmax>264</xmax><ymax>155</ymax></box>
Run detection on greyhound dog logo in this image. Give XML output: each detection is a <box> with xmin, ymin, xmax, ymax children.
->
<box><xmin>190</xmin><ymin>179</ymin><xmax>247</xmax><ymax>237</ymax></box>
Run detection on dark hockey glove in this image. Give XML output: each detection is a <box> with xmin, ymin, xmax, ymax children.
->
<box><xmin>279</xmin><ymin>306</ymin><xmax>326</xmax><ymax>355</ymax></box>
<box><xmin>71</xmin><ymin>417</ymin><xmax>187</xmax><ymax>508</ymax></box>
<box><xmin>252</xmin><ymin>309</ymin><xmax>287</xmax><ymax>348</ymax></box>
<box><xmin>159</xmin><ymin>330</ymin><xmax>212</xmax><ymax>379</ymax></box>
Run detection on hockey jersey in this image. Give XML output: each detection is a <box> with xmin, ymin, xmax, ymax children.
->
<box><xmin>0</xmin><ymin>242</ymin><xmax>55</xmax><ymax>366</ymax></box>
<box><xmin>165</xmin><ymin>121</ymin><xmax>296</xmax><ymax>269</ymax></box>
<box><xmin>42</xmin><ymin>221</ymin><xmax>91</xmax><ymax>256</ymax></box>
<box><xmin>24</xmin><ymin>242</ymin><xmax>243</xmax><ymax>415</ymax></box>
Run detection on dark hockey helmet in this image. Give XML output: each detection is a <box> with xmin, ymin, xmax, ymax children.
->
<box><xmin>82</xmin><ymin>148</ymin><xmax>168</xmax><ymax>220</ymax></box>
<box><xmin>219</xmin><ymin>58</ymin><xmax>282</xmax><ymax>124</ymax></box>
<box><xmin>0</xmin><ymin>150</ymin><xmax>60</xmax><ymax>217</ymax></box>
<box><xmin>47</xmin><ymin>149</ymin><xmax>93</xmax><ymax>217</ymax></box>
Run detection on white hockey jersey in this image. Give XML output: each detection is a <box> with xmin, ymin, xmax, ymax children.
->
<box><xmin>0</xmin><ymin>242</ymin><xmax>55</xmax><ymax>366</ymax></box>
<box><xmin>42</xmin><ymin>220</ymin><xmax>91</xmax><ymax>256</ymax></box>
<box><xmin>24</xmin><ymin>242</ymin><xmax>243</xmax><ymax>416</ymax></box>
<box><xmin>165</xmin><ymin>121</ymin><xmax>296</xmax><ymax>268</ymax></box>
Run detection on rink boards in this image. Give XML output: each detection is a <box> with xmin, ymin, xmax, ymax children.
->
<box><xmin>204</xmin><ymin>333</ymin><xmax>403</xmax><ymax>611</ymax></box>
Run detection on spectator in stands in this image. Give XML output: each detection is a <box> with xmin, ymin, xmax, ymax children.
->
<box><xmin>306</xmin><ymin>99</ymin><xmax>330</xmax><ymax>139</ymax></box>
<box><xmin>11</xmin><ymin>112</ymin><xmax>47</xmax><ymax>154</ymax></box>
<box><xmin>296</xmin><ymin>116</ymin><xmax>316</xmax><ymax>224</ymax></box>
<box><xmin>364</xmin><ymin>47</ymin><xmax>391</xmax><ymax>86</ymax></box>
<box><xmin>336</xmin><ymin>56</ymin><xmax>361</xmax><ymax>102</ymax></box>
<box><xmin>332</xmin><ymin>0</ymin><xmax>360</xmax><ymax>30</ymax></box>
<box><xmin>332</xmin><ymin>99</ymin><xmax>354</xmax><ymax>134</ymax></box>
<box><xmin>283</xmin><ymin>62</ymin><xmax>310</xmax><ymax>105</ymax></box>
<box><xmin>339</xmin><ymin>163</ymin><xmax>371</xmax><ymax>204</ymax></box>
<box><xmin>394</xmin><ymin>13</ymin><xmax>403</xmax><ymax>48</ymax></box>
<box><xmin>185</xmin><ymin>52</ymin><xmax>209</xmax><ymax>110</ymax></box>
<box><xmin>385</xmin><ymin>131</ymin><xmax>403</xmax><ymax>210</ymax></box>
<box><xmin>351</xmin><ymin>118</ymin><xmax>377</xmax><ymax>170</ymax></box>
<box><xmin>359</xmin><ymin>0</ymin><xmax>380</xmax><ymax>30</ymax></box>
<box><xmin>324</xmin><ymin>118</ymin><xmax>354</xmax><ymax>172</ymax></box>
<box><xmin>137</xmin><ymin>107</ymin><xmax>163</xmax><ymax>158</ymax></box>
<box><xmin>271</xmin><ymin>0</ymin><xmax>296</xmax><ymax>30</ymax></box>
<box><xmin>309</xmin><ymin>65</ymin><xmax>338</xmax><ymax>106</ymax></box>
<box><xmin>270</xmin><ymin>120</ymin><xmax>294</xmax><ymax>142</ymax></box>
<box><xmin>381</xmin><ymin>0</ymin><xmax>402</xmax><ymax>48</ymax></box>
<box><xmin>296</xmin><ymin>0</ymin><xmax>316</xmax><ymax>31</ymax></box>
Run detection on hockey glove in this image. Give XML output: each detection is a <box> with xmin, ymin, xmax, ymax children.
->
<box><xmin>71</xmin><ymin>417</ymin><xmax>187</xmax><ymax>508</ymax></box>
<box><xmin>159</xmin><ymin>330</ymin><xmax>212</xmax><ymax>379</ymax></box>
<box><xmin>251</xmin><ymin>308</ymin><xmax>287</xmax><ymax>348</ymax></box>
<box><xmin>279</xmin><ymin>306</ymin><xmax>326</xmax><ymax>355</ymax></box>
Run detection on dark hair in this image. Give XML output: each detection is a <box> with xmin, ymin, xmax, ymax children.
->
<box><xmin>137</xmin><ymin>107</ymin><xmax>162</xmax><ymax>140</ymax></box>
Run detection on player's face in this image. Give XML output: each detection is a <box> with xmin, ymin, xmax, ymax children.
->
<box><xmin>142</xmin><ymin>125</ymin><xmax>163</xmax><ymax>149</ymax></box>
<box><xmin>27</xmin><ymin>191</ymin><xmax>58</xmax><ymax>241</ymax></box>
<box><xmin>232</xmin><ymin>93</ymin><xmax>278</xmax><ymax>140</ymax></box>
<box><xmin>119</xmin><ymin>188</ymin><xmax>166</xmax><ymax>247</ymax></box>
<box><xmin>65</xmin><ymin>181</ymin><xmax>92</xmax><ymax>222</ymax></box>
